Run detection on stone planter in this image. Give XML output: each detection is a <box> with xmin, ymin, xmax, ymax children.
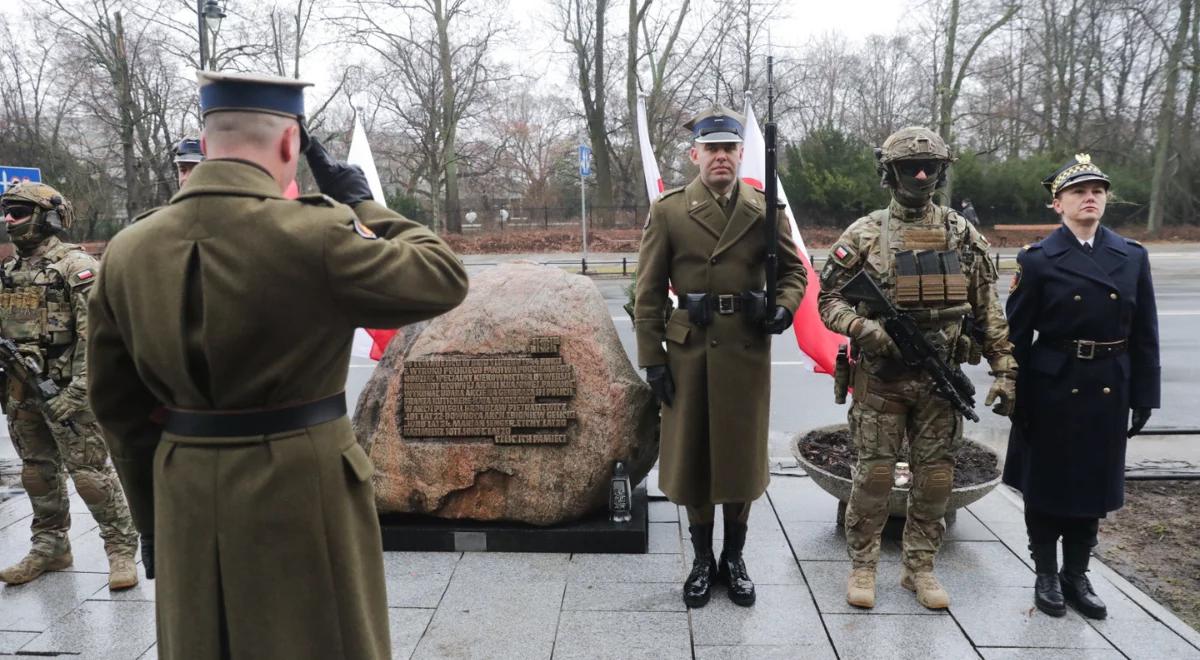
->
<box><xmin>792</xmin><ymin>424</ymin><xmax>1002</xmax><ymax>526</ymax></box>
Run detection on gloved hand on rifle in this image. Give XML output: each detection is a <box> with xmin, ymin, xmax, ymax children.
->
<box><xmin>1128</xmin><ymin>408</ymin><xmax>1152</xmax><ymax>438</ymax></box>
<box><xmin>645</xmin><ymin>365</ymin><xmax>675</xmax><ymax>407</ymax></box>
<box><xmin>850</xmin><ymin>317</ymin><xmax>901</xmax><ymax>359</ymax></box>
<box><xmin>763</xmin><ymin>306</ymin><xmax>793</xmax><ymax>335</ymax></box>
<box><xmin>305</xmin><ymin>136</ymin><xmax>374</xmax><ymax>207</ymax></box>
<box><xmin>46</xmin><ymin>382</ymin><xmax>88</xmax><ymax>422</ymax></box>
<box><xmin>141</xmin><ymin>534</ymin><xmax>155</xmax><ymax>580</ymax></box>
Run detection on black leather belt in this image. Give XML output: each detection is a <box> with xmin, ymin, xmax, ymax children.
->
<box><xmin>1043</xmin><ymin>338</ymin><xmax>1127</xmax><ymax>360</ymax></box>
<box><xmin>164</xmin><ymin>392</ymin><xmax>347</xmax><ymax>437</ymax></box>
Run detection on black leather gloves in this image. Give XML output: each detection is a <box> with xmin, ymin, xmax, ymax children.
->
<box><xmin>141</xmin><ymin>535</ymin><xmax>155</xmax><ymax>580</ymax></box>
<box><xmin>646</xmin><ymin>365</ymin><xmax>675</xmax><ymax>407</ymax></box>
<box><xmin>305</xmin><ymin>137</ymin><xmax>374</xmax><ymax>206</ymax></box>
<box><xmin>763</xmin><ymin>306</ymin><xmax>793</xmax><ymax>335</ymax></box>
<box><xmin>1128</xmin><ymin>407</ymin><xmax>1152</xmax><ymax>438</ymax></box>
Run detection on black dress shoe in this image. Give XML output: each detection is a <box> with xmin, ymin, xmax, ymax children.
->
<box><xmin>1061</xmin><ymin>542</ymin><xmax>1107</xmax><ymax>620</ymax></box>
<box><xmin>684</xmin><ymin>524</ymin><xmax>717</xmax><ymax>608</ymax></box>
<box><xmin>719</xmin><ymin>520</ymin><xmax>756</xmax><ymax>607</ymax></box>
<box><xmin>1029</xmin><ymin>542</ymin><xmax>1065</xmax><ymax>617</ymax></box>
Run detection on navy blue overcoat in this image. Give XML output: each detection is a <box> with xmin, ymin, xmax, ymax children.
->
<box><xmin>1001</xmin><ymin>224</ymin><xmax>1161</xmax><ymax>517</ymax></box>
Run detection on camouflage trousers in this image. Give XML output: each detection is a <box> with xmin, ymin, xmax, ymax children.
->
<box><xmin>845</xmin><ymin>372</ymin><xmax>962</xmax><ymax>572</ymax></box>
<box><xmin>7</xmin><ymin>398</ymin><xmax>138</xmax><ymax>558</ymax></box>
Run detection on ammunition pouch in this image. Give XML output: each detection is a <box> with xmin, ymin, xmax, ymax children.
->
<box><xmin>833</xmin><ymin>344</ymin><xmax>850</xmax><ymax>404</ymax></box>
<box><xmin>684</xmin><ymin>291</ymin><xmax>769</xmax><ymax>328</ymax></box>
<box><xmin>894</xmin><ymin>249</ymin><xmax>970</xmax><ymax>309</ymax></box>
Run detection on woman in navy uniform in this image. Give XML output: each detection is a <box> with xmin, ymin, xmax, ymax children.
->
<box><xmin>1003</xmin><ymin>155</ymin><xmax>1160</xmax><ymax>620</ymax></box>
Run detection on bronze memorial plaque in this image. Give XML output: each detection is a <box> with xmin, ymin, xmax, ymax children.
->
<box><xmin>402</xmin><ymin>336</ymin><xmax>576</xmax><ymax>445</ymax></box>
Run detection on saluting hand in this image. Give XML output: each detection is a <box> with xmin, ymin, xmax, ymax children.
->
<box><xmin>1128</xmin><ymin>408</ymin><xmax>1152</xmax><ymax>438</ymax></box>
<box><xmin>305</xmin><ymin>136</ymin><xmax>374</xmax><ymax>206</ymax></box>
<box><xmin>646</xmin><ymin>365</ymin><xmax>675</xmax><ymax>407</ymax></box>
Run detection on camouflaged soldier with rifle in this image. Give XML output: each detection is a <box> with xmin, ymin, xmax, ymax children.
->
<box><xmin>818</xmin><ymin>127</ymin><xmax>1016</xmax><ymax>610</ymax></box>
<box><xmin>0</xmin><ymin>182</ymin><xmax>139</xmax><ymax>590</ymax></box>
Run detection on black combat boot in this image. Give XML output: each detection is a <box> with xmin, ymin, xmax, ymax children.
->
<box><xmin>1060</xmin><ymin>542</ymin><xmax>1107</xmax><ymax>619</ymax></box>
<box><xmin>684</xmin><ymin>525</ymin><xmax>718</xmax><ymax>608</ymax></box>
<box><xmin>718</xmin><ymin>520</ymin><xmax>756</xmax><ymax>606</ymax></box>
<box><xmin>1029</xmin><ymin>543</ymin><xmax>1065</xmax><ymax>617</ymax></box>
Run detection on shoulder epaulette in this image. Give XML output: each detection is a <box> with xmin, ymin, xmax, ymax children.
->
<box><xmin>297</xmin><ymin>193</ymin><xmax>338</xmax><ymax>207</ymax></box>
<box><xmin>658</xmin><ymin>186</ymin><xmax>685</xmax><ymax>200</ymax></box>
<box><xmin>1125</xmin><ymin>238</ymin><xmax>1144</xmax><ymax>248</ymax></box>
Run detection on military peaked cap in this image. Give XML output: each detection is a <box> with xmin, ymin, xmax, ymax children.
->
<box><xmin>683</xmin><ymin>106</ymin><xmax>745</xmax><ymax>144</ymax></box>
<box><xmin>197</xmin><ymin>70</ymin><xmax>313</xmax><ymax>120</ymax></box>
<box><xmin>1043</xmin><ymin>153</ymin><xmax>1110</xmax><ymax>196</ymax></box>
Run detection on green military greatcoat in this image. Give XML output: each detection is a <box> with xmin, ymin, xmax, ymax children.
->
<box><xmin>634</xmin><ymin>178</ymin><xmax>806</xmax><ymax>505</ymax></box>
<box><xmin>87</xmin><ymin>160</ymin><xmax>468</xmax><ymax>660</ymax></box>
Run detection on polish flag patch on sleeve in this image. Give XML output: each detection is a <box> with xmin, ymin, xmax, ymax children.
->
<box><xmin>834</xmin><ymin>246</ymin><xmax>848</xmax><ymax>260</ymax></box>
<box><xmin>76</xmin><ymin>269</ymin><xmax>95</xmax><ymax>281</ymax></box>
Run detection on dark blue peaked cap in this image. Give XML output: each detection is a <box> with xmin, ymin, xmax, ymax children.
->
<box><xmin>683</xmin><ymin>105</ymin><xmax>745</xmax><ymax>144</ymax></box>
<box><xmin>197</xmin><ymin>70</ymin><xmax>313</xmax><ymax>119</ymax></box>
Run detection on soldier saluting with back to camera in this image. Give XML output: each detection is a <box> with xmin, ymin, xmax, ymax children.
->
<box><xmin>819</xmin><ymin>127</ymin><xmax>1016</xmax><ymax>611</ymax></box>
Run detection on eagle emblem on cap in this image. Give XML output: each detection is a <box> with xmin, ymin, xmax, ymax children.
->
<box><xmin>1074</xmin><ymin>153</ymin><xmax>1091</xmax><ymax>165</ymax></box>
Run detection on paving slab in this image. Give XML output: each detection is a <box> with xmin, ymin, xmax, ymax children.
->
<box><xmin>647</xmin><ymin>522</ymin><xmax>681</xmax><ymax>554</ymax></box>
<box><xmin>90</xmin><ymin>572</ymin><xmax>156</xmax><ymax>602</ymax></box>
<box><xmin>0</xmin><ymin>496</ymin><xmax>31</xmax><ymax>531</ymax></box>
<box><xmin>824</xmin><ymin>612</ymin><xmax>978</xmax><ymax>660</ymax></box>
<box><xmin>139</xmin><ymin>644</ymin><xmax>158</xmax><ymax>659</ymax></box>
<box><xmin>60</xmin><ymin>527</ymin><xmax>116</xmax><ymax>574</ymax></box>
<box><xmin>413</xmin><ymin>578</ymin><xmax>563</xmax><ymax>660</ymax></box>
<box><xmin>383</xmin><ymin>552</ymin><xmax>461</xmax><ymax>608</ymax></box>
<box><xmin>800</xmin><ymin>560</ymin><xmax>945</xmax><ymax>615</ymax></box>
<box><xmin>568</xmin><ymin>552</ymin><xmax>684</xmax><ymax>583</ymax></box>
<box><xmin>781</xmin><ymin>520</ymin><xmax>902</xmax><ymax>563</ymax></box>
<box><xmin>0</xmin><ymin>570</ymin><xmax>110</xmax><ymax>631</ymax></box>
<box><xmin>688</xmin><ymin>583</ymin><xmax>831</xmax><ymax>650</ymax></box>
<box><xmin>943</xmin><ymin>509</ymin><xmax>1001</xmax><ymax>542</ymax></box>
<box><xmin>694</xmin><ymin>643</ymin><xmax>837</xmax><ymax>659</ymax></box>
<box><xmin>389</xmin><ymin>607</ymin><xmax>435</xmax><ymax>660</ymax></box>
<box><xmin>0</xmin><ymin>630</ymin><xmax>38</xmax><ymax>654</ymax></box>
<box><xmin>679</xmin><ymin>503</ymin><xmax>782</xmax><ymax>540</ymax></box>
<box><xmin>452</xmin><ymin>551</ymin><xmax>570</xmax><ymax>583</ymax></box>
<box><xmin>1088</xmin><ymin>619</ymin><xmax>1200</xmax><ymax>659</ymax></box>
<box><xmin>952</xmin><ymin>586</ymin><xmax>1115</xmax><ymax>650</ymax></box>
<box><xmin>979</xmin><ymin>649</ymin><xmax>1125</xmax><ymax>660</ymax></box>
<box><xmin>766</xmin><ymin>476</ymin><xmax>842</xmax><ymax>523</ymax></box>
<box><xmin>647</xmin><ymin>501</ymin><xmax>678</xmax><ymax>523</ymax></box>
<box><xmin>551</xmin><ymin>610</ymin><xmax>690</xmax><ymax>659</ymax></box>
<box><xmin>966</xmin><ymin>488</ymin><xmax>1025</xmax><ymax>523</ymax></box>
<box><xmin>17</xmin><ymin>599</ymin><xmax>156</xmax><ymax>659</ymax></box>
<box><xmin>934</xmin><ymin>540</ymin><xmax>1036</xmax><ymax>591</ymax></box>
<box><xmin>561</xmin><ymin>580</ymin><xmax>685</xmax><ymax>612</ymax></box>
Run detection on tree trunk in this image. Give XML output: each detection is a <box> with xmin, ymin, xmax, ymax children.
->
<box><xmin>111</xmin><ymin>12</ymin><xmax>140</xmax><ymax>223</ymax></box>
<box><xmin>1148</xmin><ymin>0</ymin><xmax>1194</xmax><ymax>232</ymax></box>
<box><xmin>436</xmin><ymin>0</ymin><xmax>462</xmax><ymax>233</ymax></box>
<box><xmin>937</xmin><ymin>0</ymin><xmax>959</xmax><ymax>200</ymax></box>
<box><xmin>587</xmin><ymin>0</ymin><xmax>614</xmax><ymax>227</ymax></box>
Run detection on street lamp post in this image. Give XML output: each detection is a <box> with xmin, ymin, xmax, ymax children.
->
<box><xmin>197</xmin><ymin>0</ymin><xmax>226</xmax><ymax>71</ymax></box>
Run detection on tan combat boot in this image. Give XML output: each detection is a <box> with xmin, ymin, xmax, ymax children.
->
<box><xmin>900</xmin><ymin>566</ymin><xmax>950</xmax><ymax>609</ymax></box>
<box><xmin>0</xmin><ymin>551</ymin><xmax>74</xmax><ymax>585</ymax></box>
<box><xmin>107</xmin><ymin>552</ymin><xmax>139</xmax><ymax>591</ymax></box>
<box><xmin>846</xmin><ymin>566</ymin><xmax>877</xmax><ymax>608</ymax></box>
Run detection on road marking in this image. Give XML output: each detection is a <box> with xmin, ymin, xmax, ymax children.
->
<box><xmin>1159</xmin><ymin>311</ymin><xmax>1200</xmax><ymax>316</ymax></box>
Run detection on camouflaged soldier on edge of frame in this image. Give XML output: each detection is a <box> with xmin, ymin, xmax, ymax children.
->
<box><xmin>818</xmin><ymin>127</ymin><xmax>1016</xmax><ymax>610</ymax></box>
<box><xmin>0</xmin><ymin>182</ymin><xmax>139</xmax><ymax>590</ymax></box>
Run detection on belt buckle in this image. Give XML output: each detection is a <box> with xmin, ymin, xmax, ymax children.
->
<box><xmin>1075</xmin><ymin>340</ymin><xmax>1096</xmax><ymax>360</ymax></box>
<box><xmin>717</xmin><ymin>294</ymin><xmax>736</xmax><ymax>315</ymax></box>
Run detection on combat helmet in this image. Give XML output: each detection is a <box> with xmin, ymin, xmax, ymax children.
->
<box><xmin>875</xmin><ymin>126</ymin><xmax>954</xmax><ymax>206</ymax></box>
<box><xmin>1</xmin><ymin>182</ymin><xmax>73</xmax><ymax>249</ymax></box>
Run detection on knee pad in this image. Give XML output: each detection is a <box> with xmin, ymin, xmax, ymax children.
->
<box><xmin>74</xmin><ymin>472</ymin><xmax>107</xmax><ymax>505</ymax></box>
<box><xmin>862</xmin><ymin>464</ymin><xmax>895</xmax><ymax>497</ymax></box>
<box><xmin>916</xmin><ymin>461</ymin><xmax>954</xmax><ymax>501</ymax></box>
<box><xmin>20</xmin><ymin>463</ymin><xmax>54</xmax><ymax>497</ymax></box>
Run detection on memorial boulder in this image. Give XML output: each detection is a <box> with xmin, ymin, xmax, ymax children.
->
<box><xmin>354</xmin><ymin>262</ymin><xmax>659</xmax><ymax>526</ymax></box>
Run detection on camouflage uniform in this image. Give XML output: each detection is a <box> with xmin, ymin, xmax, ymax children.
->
<box><xmin>818</xmin><ymin>128</ymin><xmax>1015</xmax><ymax>608</ymax></box>
<box><xmin>0</xmin><ymin>183</ymin><xmax>138</xmax><ymax>588</ymax></box>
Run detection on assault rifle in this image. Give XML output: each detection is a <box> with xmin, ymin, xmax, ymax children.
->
<box><xmin>0</xmin><ymin>336</ymin><xmax>77</xmax><ymax>432</ymax></box>
<box><xmin>838</xmin><ymin>271</ymin><xmax>980</xmax><ymax>422</ymax></box>
<box><xmin>762</xmin><ymin>55</ymin><xmax>780</xmax><ymax>328</ymax></box>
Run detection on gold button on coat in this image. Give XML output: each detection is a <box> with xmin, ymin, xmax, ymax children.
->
<box><xmin>1074</xmin><ymin>295</ymin><xmax>1082</xmax><ymax>301</ymax></box>
<box><xmin>1110</xmin><ymin>293</ymin><xmax>1118</xmax><ymax>300</ymax></box>
<box><xmin>1103</xmin><ymin>387</ymin><xmax>1112</xmax><ymax>394</ymax></box>
<box><xmin>1071</xmin><ymin>388</ymin><xmax>1079</xmax><ymax>394</ymax></box>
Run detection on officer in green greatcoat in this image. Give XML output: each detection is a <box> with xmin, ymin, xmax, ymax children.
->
<box><xmin>87</xmin><ymin>71</ymin><xmax>468</xmax><ymax>660</ymax></box>
<box><xmin>635</xmin><ymin>106</ymin><xmax>807</xmax><ymax>609</ymax></box>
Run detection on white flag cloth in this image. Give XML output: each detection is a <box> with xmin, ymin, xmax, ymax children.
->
<box><xmin>741</xmin><ymin>96</ymin><xmax>844</xmax><ymax>375</ymax></box>
<box><xmin>636</xmin><ymin>96</ymin><xmax>664</xmax><ymax>203</ymax></box>
<box><xmin>347</xmin><ymin>116</ymin><xmax>387</xmax><ymax>206</ymax></box>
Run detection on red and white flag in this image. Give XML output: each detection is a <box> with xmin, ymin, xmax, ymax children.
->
<box><xmin>741</xmin><ymin>97</ymin><xmax>845</xmax><ymax>375</ymax></box>
<box><xmin>345</xmin><ymin>115</ymin><xmax>398</xmax><ymax>360</ymax></box>
<box><xmin>636</xmin><ymin>96</ymin><xmax>665</xmax><ymax>202</ymax></box>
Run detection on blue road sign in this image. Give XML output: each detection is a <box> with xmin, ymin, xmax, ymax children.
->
<box><xmin>578</xmin><ymin>145</ymin><xmax>592</xmax><ymax>177</ymax></box>
<box><xmin>0</xmin><ymin>166</ymin><xmax>42</xmax><ymax>191</ymax></box>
